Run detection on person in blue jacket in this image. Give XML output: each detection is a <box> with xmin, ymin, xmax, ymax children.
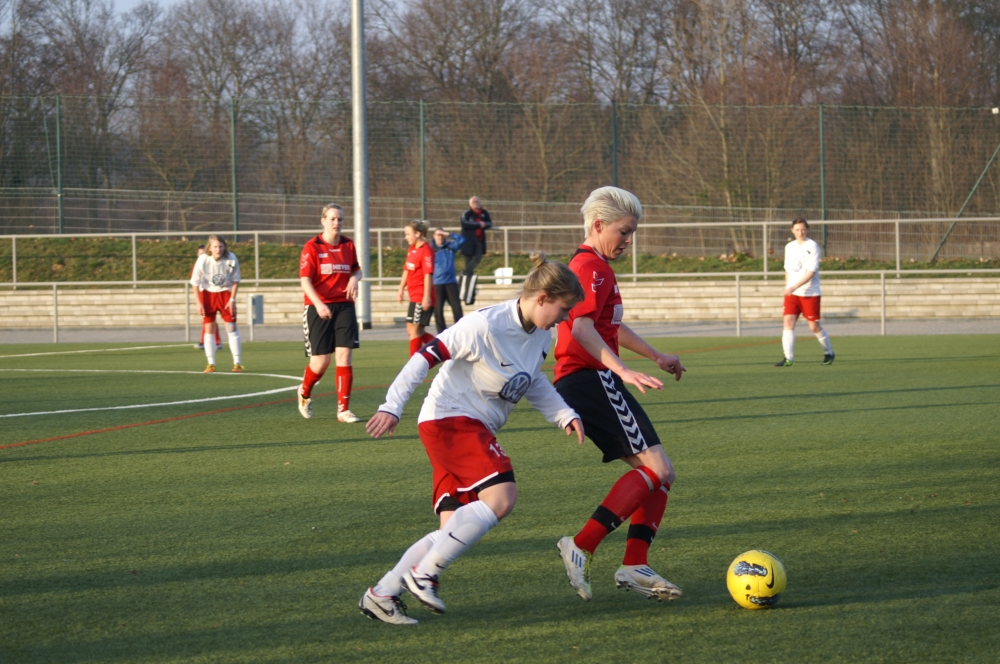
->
<box><xmin>431</xmin><ymin>227</ymin><xmax>465</xmax><ymax>332</ymax></box>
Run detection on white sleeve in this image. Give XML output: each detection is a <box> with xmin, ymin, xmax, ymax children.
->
<box><xmin>804</xmin><ymin>242</ymin><xmax>820</xmax><ymax>272</ymax></box>
<box><xmin>435</xmin><ymin>313</ymin><xmax>485</xmax><ymax>364</ymax></box>
<box><xmin>524</xmin><ymin>371</ymin><xmax>579</xmax><ymax>429</ymax></box>
<box><xmin>189</xmin><ymin>257</ymin><xmax>204</xmax><ymax>288</ymax></box>
<box><xmin>229</xmin><ymin>253</ymin><xmax>241</xmax><ymax>282</ymax></box>
<box><xmin>378</xmin><ymin>353</ymin><xmax>431</xmax><ymax>419</ymax></box>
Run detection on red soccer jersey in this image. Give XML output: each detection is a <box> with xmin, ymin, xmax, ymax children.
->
<box><xmin>299</xmin><ymin>234</ymin><xmax>360</xmax><ymax>305</ymax></box>
<box><xmin>405</xmin><ymin>242</ymin><xmax>436</xmax><ymax>305</ymax></box>
<box><xmin>554</xmin><ymin>245</ymin><xmax>624</xmax><ymax>382</ymax></box>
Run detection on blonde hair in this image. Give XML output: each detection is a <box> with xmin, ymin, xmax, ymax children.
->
<box><xmin>405</xmin><ymin>219</ymin><xmax>428</xmax><ymax>236</ymax></box>
<box><xmin>581</xmin><ymin>186</ymin><xmax>642</xmax><ymax>236</ymax></box>
<box><xmin>521</xmin><ymin>251</ymin><xmax>584</xmax><ymax>305</ymax></box>
<box><xmin>207</xmin><ymin>235</ymin><xmax>227</xmax><ymax>254</ymax></box>
<box><xmin>321</xmin><ymin>203</ymin><xmax>343</xmax><ymax>218</ymax></box>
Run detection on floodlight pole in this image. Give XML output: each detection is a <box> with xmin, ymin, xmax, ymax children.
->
<box><xmin>352</xmin><ymin>0</ymin><xmax>372</xmax><ymax>329</ymax></box>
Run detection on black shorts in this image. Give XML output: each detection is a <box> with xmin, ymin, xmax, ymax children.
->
<box><xmin>303</xmin><ymin>303</ymin><xmax>359</xmax><ymax>357</ymax></box>
<box><xmin>407</xmin><ymin>301</ymin><xmax>434</xmax><ymax>327</ymax></box>
<box><xmin>554</xmin><ymin>368</ymin><xmax>661</xmax><ymax>463</ymax></box>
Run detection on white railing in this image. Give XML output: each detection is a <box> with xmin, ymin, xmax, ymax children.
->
<box><xmin>4</xmin><ymin>268</ymin><xmax>998</xmax><ymax>343</ymax></box>
<box><xmin>3</xmin><ymin>216</ymin><xmax>1000</xmax><ymax>288</ymax></box>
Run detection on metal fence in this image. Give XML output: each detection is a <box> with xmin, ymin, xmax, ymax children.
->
<box><xmin>2</xmin><ymin>99</ymin><xmax>1000</xmax><ymax>235</ymax></box>
<box><xmin>3</xmin><ymin>218</ymin><xmax>1000</xmax><ymax>289</ymax></box>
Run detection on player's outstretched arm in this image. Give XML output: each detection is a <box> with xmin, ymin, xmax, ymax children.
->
<box><xmin>572</xmin><ymin>317</ymin><xmax>663</xmax><ymax>393</ymax></box>
<box><xmin>619</xmin><ymin>323</ymin><xmax>685</xmax><ymax>382</ymax></box>
<box><xmin>367</xmin><ymin>412</ymin><xmax>399</xmax><ymax>438</ymax></box>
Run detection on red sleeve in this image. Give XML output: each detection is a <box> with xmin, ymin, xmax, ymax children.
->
<box><xmin>421</xmin><ymin>245</ymin><xmax>434</xmax><ymax>275</ymax></box>
<box><xmin>299</xmin><ymin>243</ymin><xmax>316</xmax><ymax>279</ymax></box>
<box><xmin>568</xmin><ymin>258</ymin><xmax>610</xmax><ymax>323</ymax></box>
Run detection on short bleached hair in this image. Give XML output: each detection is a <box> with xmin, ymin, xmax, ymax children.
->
<box><xmin>581</xmin><ymin>186</ymin><xmax>642</xmax><ymax>236</ymax></box>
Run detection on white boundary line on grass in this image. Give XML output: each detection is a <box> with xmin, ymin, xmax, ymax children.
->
<box><xmin>0</xmin><ymin>369</ymin><xmax>302</xmax><ymax>418</ymax></box>
<box><xmin>0</xmin><ymin>344</ymin><xmax>195</xmax><ymax>359</ymax></box>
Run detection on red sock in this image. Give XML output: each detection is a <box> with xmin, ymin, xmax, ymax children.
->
<box><xmin>420</xmin><ymin>332</ymin><xmax>434</xmax><ymax>344</ymax></box>
<box><xmin>623</xmin><ymin>485</ymin><xmax>669</xmax><ymax>565</ymax></box>
<box><xmin>301</xmin><ymin>365</ymin><xmax>324</xmax><ymax>399</ymax></box>
<box><xmin>574</xmin><ymin>467</ymin><xmax>661</xmax><ymax>554</ymax></box>
<box><xmin>215</xmin><ymin>330</ymin><xmax>221</xmax><ymax>346</ymax></box>
<box><xmin>409</xmin><ymin>338</ymin><xmax>422</xmax><ymax>356</ymax></box>
<box><xmin>336</xmin><ymin>366</ymin><xmax>353</xmax><ymax>411</ymax></box>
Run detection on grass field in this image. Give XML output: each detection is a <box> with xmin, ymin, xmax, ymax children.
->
<box><xmin>1</xmin><ymin>335</ymin><xmax>998</xmax><ymax>663</ymax></box>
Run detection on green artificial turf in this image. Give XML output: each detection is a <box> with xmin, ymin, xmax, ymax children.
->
<box><xmin>1</xmin><ymin>335</ymin><xmax>998</xmax><ymax>662</ymax></box>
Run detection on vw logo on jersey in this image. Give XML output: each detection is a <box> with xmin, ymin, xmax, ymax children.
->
<box><xmin>211</xmin><ymin>273</ymin><xmax>227</xmax><ymax>286</ymax></box>
<box><xmin>499</xmin><ymin>371</ymin><xmax>531</xmax><ymax>403</ymax></box>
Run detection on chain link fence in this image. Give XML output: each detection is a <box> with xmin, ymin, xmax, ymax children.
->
<box><xmin>2</xmin><ymin>98</ymin><xmax>999</xmax><ymax>257</ymax></box>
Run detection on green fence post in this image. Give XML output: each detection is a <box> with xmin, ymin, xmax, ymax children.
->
<box><xmin>230</xmin><ymin>97</ymin><xmax>239</xmax><ymax>236</ymax></box>
<box><xmin>420</xmin><ymin>100</ymin><xmax>426</xmax><ymax>220</ymax></box>
<box><xmin>611</xmin><ymin>100</ymin><xmax>619</xmax><ymax>187</ymax></box>
<box><xmin>819</xmin><ymin>104</ymin><xmax>827</xmax><ymax>252</ymax></box>
<box><xmin>56</xmin><ymin>95</ymin><xmax>64</xmax><ymax>234</ymax></box>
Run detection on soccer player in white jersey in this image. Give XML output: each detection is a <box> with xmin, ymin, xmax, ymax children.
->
<box><xmin>776</xmin><ymin>217</ymin><xmax>834</xmax><ymax>366</ymax></box>
<box><xmin>189</xmin><ymin>235</ymin><xmax>243</xmax><ymax>372</ymax></box>
<box><xmin>359</xmin><ymin>252</ymin><xmax>586</xmax><ymax>625</ymax></box>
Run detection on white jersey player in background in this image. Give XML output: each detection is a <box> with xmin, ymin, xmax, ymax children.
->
<box><xmin>190</xmin><ymin>235</ymin><xmax>243</xmax><ymax>372</ymax></box>
<box><xmin>776</xmin><ymin>217</ymin><xmax>834</xmax><ymax>366</ymax></box>
<box><xmin>359</xmin><ymin>252</ymin><xmax>586</xmax><ymax>625</ymax></box>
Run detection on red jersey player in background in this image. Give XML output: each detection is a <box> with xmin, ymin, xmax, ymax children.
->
<box><xmin>298</xmin><ymin>203</ymin><xmax>363</xmax><ymax>423</ymax></box>
<box><xmin>553</xmin><ymin>186</ymin><xmax>687</xmax><ymax>603</ymax></box>
<box><xmin>397</xmin><ymin>220</ymin><xmax>437</xmax><ymax>356</ymax></box>
<box><xmin>360</xmin><ymin>252</ymin><xmax>585</xmax><ymax>624</ymax></box>
<box><xmin>189</xmin><ymin>235</ymin><xmax>242</xmax><ymax>373</ymax></box>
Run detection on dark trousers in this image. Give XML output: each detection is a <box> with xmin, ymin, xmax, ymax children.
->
<box><xmin>434</xmin><ymin>282</ymin><xmax>464</xmax><ymax>331</ymax></box>
<box><xmin>462</xmin><ymin>240</ymin><xmax>484</xmax><ymax>277</ymax></box>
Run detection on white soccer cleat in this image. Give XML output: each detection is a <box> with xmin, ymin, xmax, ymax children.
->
<box><xmin>557</xmin><ymin>536</ymin><xmax>592</xmax><ymax>601</ymax></box>
<box><xmin>358</xmin><ymin>588</ymin><xmax>418</xmax><ymax>625</ymax></box>
<box><xmin>614</xmin><ymin>565</ymin><xmax>683</xmax><ymax>601</ymax></box>
<box><xmin>337</xmin><ymin>408</ymin><xmax>360</xmax><ymax>423</ymax></box>
<box><xmin>297</xmin><ymin>387</ymin><xmax>312</xmax><ymax>419</ymax></box>
<box><xmin>401</xmin><ymin>567</ymin><xmax>446</xmax><ymax>614</ymax></box>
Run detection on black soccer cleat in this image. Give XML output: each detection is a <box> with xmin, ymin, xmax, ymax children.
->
<box><xmin>822</xmin><ymin>353</ymin><xmax>835</xmax><ymax>365</ymax></box>
<box><xmin>774</xmin><ymin>358</ymin><xmax>793</xmax><ymax>367</ymax></box>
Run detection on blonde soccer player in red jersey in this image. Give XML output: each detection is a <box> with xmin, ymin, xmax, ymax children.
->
<box><xmin>398</xmin><ymin>220</ymin><xmax>437</xmax><ymax>356</ymax></box>
<box><xmin>298</xmin><ymin>203</ymin><xmax>363</xmax><ymax>423</ymax></box>
<box><xmin>190</xmin><ymin>235</ymin><xmax>242</xmax><ymax>373</ymax></box>
<box><xmin>359</xmin><ymin>253</ymin><xmax>585</xmax><ymax>624</ymax></box>
<box><xmin>553</xmin><ymin>186</ymin><xmax>687</xmax><ymax>603</ymax></box>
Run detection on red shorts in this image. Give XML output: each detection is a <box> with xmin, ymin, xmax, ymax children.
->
<box><xmin>201</xmin><ymin>291</ymin><xmax>236</xmax><ymax>324</ymax></box>
<box><xmin>418</xmin><ymin>417</ymin><xmax>514</xmax><ymax>513</ymax></box>
<box><xmin>783</xmin><ymin>294</ymin><xmax>821</xmax><ymax>321</ymax></box>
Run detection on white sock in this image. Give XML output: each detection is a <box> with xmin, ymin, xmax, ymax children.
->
<box><xmin>226</xmin><ymin>326</ymin><xmax>242</xmax><ymax>364</ymax></box>
<box><xmin>414</xmin><ymin>501</ymin><xmax>499</xmax><ymax>577</ymax></box>
<box><xmin>781</xmin><ymin>329</ymin><xmax>795</xmax><ymax>362</ymax></box>
<box><xmin>815</xmin><ymin>329</ymin><xmax>832</xmax><ymax>354</ymax></box>
<box><xmin>205</xmin><ymin>331</ymin><xmax>217</xmax><ymax>365</ymax></box>
<box><xmin>373</xmin><ymin>530</ymin><xmax>441</xmax><ymax>597</ymax></box>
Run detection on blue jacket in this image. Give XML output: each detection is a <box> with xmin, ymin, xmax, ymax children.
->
<box><xmin>432</xmin><ymin>233</ymin><xmax>464</xmax><ymax>285</ymax></box>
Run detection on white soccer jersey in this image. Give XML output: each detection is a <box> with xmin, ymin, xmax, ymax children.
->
<box><xmin>378</xmin><ymin>298</ymin><xmax>579</xmax><ymax>434</ymax></box>
<box><xmin>784</xmin><ymin>238</ymin><xmax>821</xmax><ymax>297</ymax></box>
<box><xmin>190</xmin><ymin>252</ymin><xmax>241</xmax><ymax>293</ymax></box>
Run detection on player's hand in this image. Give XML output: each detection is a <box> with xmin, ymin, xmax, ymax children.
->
<box><xmin>783</xmin><ymin>287</ymin><xmax>794</xmax><ymax>296</ymax></box>
<box><xmin>565</xmin><ymin>418</ymin><xmax>585</xmax><ymax>445</ymax></box>
<box><xmin>197</xmin><ymin>304</ymin><xmax>205</xmax><ymax>316</ymax></box>
<box><xmin>655</xmin><ymin>353</ymin><xmax>685</xmax><ymax>381</ymax></box>
<box><xmin>397</xmin><ymin>289</ymin><xmax>404</xmax><ymax>304</ymax></box>
<box><xmin>317</xmin><ymin>303</ymin><xmax>332</xmax><ymax>319</ymax></box>
<box><xmin>618</xmin><ymin>368</ymin><xmax>664</xmax><ymax>394</ymax></box>
<box><xmin>421</xmin><ymin>297</ymin><xmax>432</xmax><ymax>310</ymax></box>
<box><xmin>226</xmin><ymin>300</ymin><xmax>236</xmax><ymax>314</ymax></box>
<box><xmin>367</xmin><ymin>411</ymin><xmax>399</xmax><ymax>438</ymax></box>
<box><xmin>346</xmin><ymin>278</ymin><xmax>359</xmax><ymax>301</ymax></box>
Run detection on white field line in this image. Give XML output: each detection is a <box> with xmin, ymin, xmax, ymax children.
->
<box><xmin>0</xmin><ymin>369</ymin><xmax>302</xmax><ymax>418</ymax></box>
<box><xmin>0</xmin><ymin>344</ymin><xmax>195</xmax><ymax>359</ymax></box>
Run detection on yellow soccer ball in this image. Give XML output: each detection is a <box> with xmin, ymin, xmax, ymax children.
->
<box><xmin>726</xmin><ymin>550</ymin><xmax>787</xmax><ymax>609</ymax></box>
